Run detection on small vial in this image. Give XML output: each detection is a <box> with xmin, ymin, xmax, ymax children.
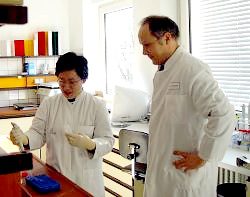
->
<box><xmin>242</xmin><ymin>104</ymin><xmax>246</xmax><ymax>129</ymax></box>
<box><xmin>20</xmin><ymin>170</ymin><xmax>31</xmax><ymax>184</ymax></box>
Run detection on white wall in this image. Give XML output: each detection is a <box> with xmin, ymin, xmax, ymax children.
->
<box><xmin>79</xmin><ymin>0</ymin><xmax>180</xmax><ymax>95</ymax></box>
<box><xmin>133</xmin><ymin>0</ymin><xmax>178</xmax><ymax>94</ymax></box>
<box><xmin>0</xmin><ymin>1</ymin><xmax>70</xmax><ymax>107</ymax></box>
<box><xmin>81</xmin><ymin>0</ymin><xmax>104</xmax><ymax>93</ymax></box>
<box><xmin>0</xmin><ymin>0</ymin><xmax>184</xmax><ymax>96</ymax></box>
<box><xmin>0</xmin><ymin>0</ymin><xmax>71</xmax><ymax>53</ymax></box>
<box><xmin>68</xmin><ymin>0</ymin><xmax>84</xmax><ymax>54</ymax></box>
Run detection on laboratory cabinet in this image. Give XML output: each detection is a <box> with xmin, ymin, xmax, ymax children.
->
<box><xmin>103</xmin><ymin>129</ymin><xmax>137</xmax><ymax>197</ymax></box>
<box><xmin>26</xmin><ymin>75</ymin><xmax>57</xmax><ymax>87</ymax></box>
<box><xmin>0</xmin><ymin>74</ymin><xmax>57</xmax><ymax>89</ymax></box>
<box><xmin>0</xmin><ymin>75</ymin><xmax>26</xmax><ymax>89</ymax></box>
<box><xmin>103</xmin><ymin>150</ymin><xmax>133</xmax><ymax>196</ymax></box>
<box><xmin>0</xmin><ymin>4</ymin><xmax>27</xmax><ymax>25</ymax></box>
<box><xmin>0</xmin><ymin>55</ymin><xmax>58</xmax><ymax>108</ymax></box>
<box><xmin>0</xmin><ymin>55</ymin><xmax>58</xmax><ymax>89</ymax></box>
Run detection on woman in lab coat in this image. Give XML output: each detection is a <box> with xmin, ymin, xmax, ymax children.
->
<box><xmin>138</xmin><ymin>16</ymin><xmax>235</xmax><ymax>197</ymax></box>
<box><xmin>10</xmin><ymin>52</ymin><xmax>114</xmax><ymax>197</ymax></box>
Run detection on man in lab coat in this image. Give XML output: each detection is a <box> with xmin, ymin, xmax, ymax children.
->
<box><xmin>138</xmin><ymin>15</ymin><xmax>235</xmax><ymax>197</ymax></box>
<box><xmin>10</xmin><ymin>52</ymin><xmax>114</xmax><ymax>197</ymax></box>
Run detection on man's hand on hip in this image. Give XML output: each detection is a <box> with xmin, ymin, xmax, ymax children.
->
<box><xmin>172</xmin><ymin>150</ymin><xmax>206</xmax><ymax>172</ymax></box>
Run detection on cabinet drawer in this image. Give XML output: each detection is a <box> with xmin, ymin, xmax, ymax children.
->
<box><xmin>0</xmin><ymin>76</ymin><xmax>26</xmax><ymax>88</ymax></box>
<box><xmin>26</xmin><ymin>76</ymin><xmax>46</xmax><ymax>87</ymax></box>
<box><xmin>114</xmin><ymin>137</ymin><xmax>119</xmax><ymax>150</ymax></box>
<box><xmin>104</xmin><ymin>152</ymin><xmax>131</xmax><ymax>167</ymax></box>
<box><xmin>103</xmin><ymin>162</ymin><xmax>132</xmax><ymax>186</ymax></box>
<box><xmin>104</xmin><ymin>176</ymin><xmax>133</xmax><ymax>197</ymax></box>
<box><xmin>26</xmin><ymin>75</ymin><xmax>57</xmax><ymax>87</ymax></box>
<box><xmin>45</xmin><ymin>75</ymin><xmax>57</xmax><ymax>83</ymax></box>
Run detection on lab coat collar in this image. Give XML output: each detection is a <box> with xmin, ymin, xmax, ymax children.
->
<box><xmin>62</xmin><ymin>90</ymin><xmax>87</xmax><ymax>104</ymax></box>
<box><xmin>67</xmin><ymin>98</ymin><xmax>76</xmax><ymax>102</ymax></box>
<box><xmin>161</xmin><ymin>46</ymin><xmax>184</xmax><ymax>72</ymax></box>
<box><xmin>158</xmin><ymin>64</ymin><xmax>165</xmax><ymax>71</ymax></box>
<box><xmin>73</xmin><ymin>90</ymin><xmax>87</xmax><ymax>103</ymax></box>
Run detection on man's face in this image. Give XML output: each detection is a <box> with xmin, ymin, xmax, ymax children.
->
<box><xmin>138</xmin><ymin>24</ymin><xmax>168</xmax><ymax>65</ymax></box>
<box><xmin>57</xmin><ymin>70</ymin><xmax>84</xmax><ymax>99</ymax></box>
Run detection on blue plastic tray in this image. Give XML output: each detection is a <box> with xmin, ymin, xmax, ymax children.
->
<box><xmin>25</xmin><ymin>174</ymin><xmax>60</xmax><ymax>193</ymax></box>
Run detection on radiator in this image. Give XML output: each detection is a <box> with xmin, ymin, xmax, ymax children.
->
<box><xmin>218</xmin><ymin>167</ymin><xmax>248</xmax><ymax>184</ymax></box>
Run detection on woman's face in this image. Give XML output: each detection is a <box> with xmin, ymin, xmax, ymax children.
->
<box><xmin>57</xmin><ymin>70</ymin><xmax>84</xmax><ymax>99</ymax></box>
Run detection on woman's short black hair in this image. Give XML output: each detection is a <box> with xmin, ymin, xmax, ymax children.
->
<box><xmin>55</xmin><ymin>52</ymin><xmax>88</xmax><ymax>80</ymax></box>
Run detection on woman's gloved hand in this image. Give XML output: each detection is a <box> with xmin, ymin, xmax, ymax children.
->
<box><xmin>65</xmin><ymin>132</ymin><xmax>96</xmax><ymax>151</ymax></box>
<box><xmin>10</xmin><ymin>122</ymin><xmax>29</xmax><ymax>146</ymax></box>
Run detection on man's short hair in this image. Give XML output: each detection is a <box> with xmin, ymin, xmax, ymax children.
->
<box><xmin>141</xmin><ymin>15</ymin><xmax>179</xmax><ymax>39</ymax></box>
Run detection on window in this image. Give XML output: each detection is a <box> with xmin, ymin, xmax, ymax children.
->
<box><xmin>101</xmin><ymin>5</ymin><xmax>134</xmax><ymax>94</ymax></box>
<box><xmin>190</xmin><ymin>0</ymin><xmax>250</xmax><ymax>107</ymax></box>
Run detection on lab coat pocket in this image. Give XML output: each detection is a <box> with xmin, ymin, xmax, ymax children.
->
<box><xmin>164</xmin><ymin>94</ymin><xmax>189</xmax><ymax>123</ymax></box>
<box><xmin>78</xmin><ymin>125</ymin><xmax>95</xmax><ymax>138</ymax></box>
<box><xmin>47</xmin><ymin>128</ymin><xmax>56</xmax><ymax>135</ymax></box>
<box><xmin>185</xmin><ymin>164</ymin><xmax>207</xmax><ymax>189</ymax></box>
<box><xmin>46</xmin><ymin>128</ymin><xmax>56</xmax><ymax>143</ymax></box>
<box><xmin>168</xmin><ymin>164</ymin><xmax>207</xmax><ymax>190</ymax></box>
<box><xmin>46</xmin><ymin>128</ymin><xmax>57</xmax><ymax>154</ymax></box>
<box><xmin>81</xmin><ymin>157</ymin><xmax>100</xmax><ymax>170</ymax></box>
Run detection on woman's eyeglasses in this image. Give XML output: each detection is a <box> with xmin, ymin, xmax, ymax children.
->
<box><xmin>58</xmin><ymin>78</ymin><xmax>82</xmax><ymax>87</ymax></box>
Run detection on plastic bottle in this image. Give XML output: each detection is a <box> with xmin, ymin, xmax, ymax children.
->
<box><xmin>238</xmin><ymin>129</ymin><xmax>250</xmax><ymax>151</ymax></box>
<box><xmin>248</xmin><ymin>102</ymin><xmax>250</xmax><ymax>129</ymax></box>
<box><xmin>242</xmin><ymin>104</ymin><xmax>246</xmax><ymax>129</ymax></box>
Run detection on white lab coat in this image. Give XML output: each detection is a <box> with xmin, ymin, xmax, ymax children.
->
<box><xmin>144</xmin><ymin>47</ymin><xmax>235</xmax><ymax>197</ymax></box>
<box><xmin>25</xmin><ymin>91</ymin><xmax>114</xmax><ymax>197</ymax></box>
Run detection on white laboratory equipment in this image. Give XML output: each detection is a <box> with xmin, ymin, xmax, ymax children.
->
<box><xmin>119</xmin><ymin>129</ymin><xmax>148</xmax><ymax>197</ymax></box>
<box><xmin>37</xmin><ymin>82</ymin><xmax>61</xmax><ymax>103</ymax></box>
<box><xmin>111</xmin><ymin>86</ymin><xmax>150</xmax><ymax>122</ymax></box>
<box><xmin>242</xmin><ymin>104</ymin><xmax>246</xmax><ymax>129</ymax></box>
<box><xmin>232</xmin><ymin>103</ymin><xmax>250</xmax><ymax>151</ymax></box>
<box><xmin>248</xmin><ymin>102</ymin><xmax>250</xmax><ymax>129</ymax></box>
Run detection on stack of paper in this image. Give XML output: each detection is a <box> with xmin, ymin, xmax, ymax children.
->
<box><xmin>14</xmin><ymin>40</ymin><xmax>24</xmax><ymax>56</ymax></box>
<box><xmin>34</xmin><ymin>31</ymin><xmax>60</xmax><ymax>56</ymax></box>
<box><xmin>24</xmin><ymin>40</ymin><xmax>34</xmax><ymax>56</ymax></box>
<box><xmin>0</xmin><ymin>40</ymin><xmax>13</xmax><ymax>56</ymax></box>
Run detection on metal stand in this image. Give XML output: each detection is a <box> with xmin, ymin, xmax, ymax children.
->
<box><xmin>127</xmin><ymin>143</ymin><xmax>140</xmax><ymax>179</ymax></box>
<box><xmin>119</xmin><ymin>129</ymin><xmax>148</xmax><ymax>197</ymax></box>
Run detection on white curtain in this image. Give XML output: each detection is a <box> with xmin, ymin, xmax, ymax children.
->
<box><xmin>190</xmin><ymin>0</ymin><xmax>250</xmax><ymax>107</ymax></box>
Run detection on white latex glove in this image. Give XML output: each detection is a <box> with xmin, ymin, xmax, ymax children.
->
<box><xmin>65</xmin><ymin>132</ymin><xmax>96</xmax><ymax>151</ymax></box>
<box><xmin>10</xmin><ymin>122</ymin><xmax>29</xmax><ymax>148</ymax></box>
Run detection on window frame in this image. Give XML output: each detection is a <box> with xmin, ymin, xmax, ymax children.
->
<box><xmin>99</xmin><ymin>0</ymin><xmax>133</xmax><ymax>94</ymax></box>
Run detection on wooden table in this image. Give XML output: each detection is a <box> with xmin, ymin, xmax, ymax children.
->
<box><xmin>0</xmin><ymin>107</ymin><xmax>36</xmax><ymax>119</ymax></box>
<box><xmin>21</xmin><ymin>155</ymin><xmax>93</xmax><ymax>196</ymax></box>
<box><xmin>0</xmin><ymin>132</ymin><xmax>92</xmax><ymax>196</ymax></box>
<box><xmin>0</xmin><ymin>172</ymin><xmax>21</xmax><ymax>197</ymax></box>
